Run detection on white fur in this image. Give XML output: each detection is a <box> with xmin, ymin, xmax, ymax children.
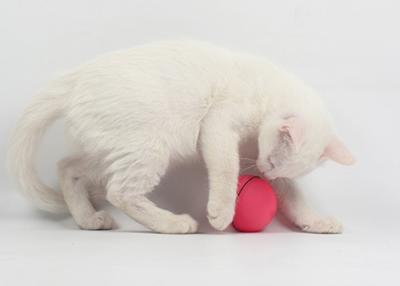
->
<box><xmin>8</xmin><ymin>40</ymin><xmax>353</xmax><ymax>233</ymax></box>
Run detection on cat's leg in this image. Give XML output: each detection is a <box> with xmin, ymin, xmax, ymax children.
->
<box><xmin>271</xmin><ymin>178</ymin><xmax>342</xmax><ymax>234</ymax></box>
<box><xmin>105</xmin><ymin>150</ymin><xmax>198</xmax><ymax>234</ymax></box>
<box><xmin>200</xmin><ymin>112</ymin><xmax>240</xmax><ymax>231</ymax></box>
<box><xmin>58</xmin><ymin>155</ymin><xmax>113</xmax><ymax>230</ymax></box>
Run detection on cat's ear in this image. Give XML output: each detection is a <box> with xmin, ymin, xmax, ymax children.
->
<box><xmin>322</xmin><ymin>137</ymin><xmax>355</xmax><ymax>165</ymax></box>
<box><xmin>279</xmin><ymin>115</ymin><xmax>306</xmax><ymax>151</ymax></box>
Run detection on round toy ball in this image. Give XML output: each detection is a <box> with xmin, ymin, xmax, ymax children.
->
<box><xmin>232</xmin><ymin>175</ymin><xmax>277</xmax><ymax>232</ymax></box>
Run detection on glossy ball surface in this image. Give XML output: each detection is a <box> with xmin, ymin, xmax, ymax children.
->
<box><xmin>232</xmin><ymin>175</ymin><xmax>277</xmax><ymax>232</ymax></box>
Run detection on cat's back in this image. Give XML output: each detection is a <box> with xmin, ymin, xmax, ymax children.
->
<box><xmin>65</xmin><ymin>41</ymin><xmax>235</xmax><ymax>155</ymax></box>
<box><xmin>73</xmin><ymin>40</ymin><xmax>234</xmax><ymax>90</ymax></box>
<box><xmin>67</xmin><ymin>40</ymin><xmax>236</xmax><ymax>115</ymax></box>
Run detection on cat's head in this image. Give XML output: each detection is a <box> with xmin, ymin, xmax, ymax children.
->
<box><xmin>256</xmin><ymin>114</ymin><xmax>354</xmax><ymax>180</ymax></box>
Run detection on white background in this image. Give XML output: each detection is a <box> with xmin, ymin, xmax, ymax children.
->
<box><xmin>1</xmin><ymin>1</ymin><xmax>399</xmax><ymax>285</ymax></box>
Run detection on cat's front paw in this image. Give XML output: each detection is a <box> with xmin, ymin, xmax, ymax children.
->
<box><xmin>297</xmin><ymin>217</ymin><xmax>343</xmax><ymax>234</ymax></box>
<box><xmin>207</xmin><ymin>200</ymin><xmax>235</xmax><ymax>231</ymax></box>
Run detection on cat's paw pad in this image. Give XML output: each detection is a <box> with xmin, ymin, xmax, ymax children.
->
<box><xmin>298</xmin><ymin>217</ymin><xmax>343</xmax><ymax>234</ymax></box>
<box><xmin>80</xmin><ymin>211</ymin><xmax>114</xmax><ymax>230</ymax></box>
<box><xmin>207</xmin><ymin>201</ymin><xmax>235</xmax><ymax>231</ymax></box>
<box><xmin>161</xmin><ymin>214</ymin><xmax>198</xmax><ymax>234</ymax></box>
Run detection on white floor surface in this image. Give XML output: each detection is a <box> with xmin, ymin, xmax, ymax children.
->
<box><xmin>1</xmin><ymin>191</ymin><xmax>398</xmax><ymax>286</ymax></box>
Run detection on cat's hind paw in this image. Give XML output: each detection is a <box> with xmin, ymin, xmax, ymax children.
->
<box><xmin>158</xmin><ymin>214</ymin><xmax>198</xmax><ymax>234</ymax></box>
<box><xmin>79</xmin><ymin>210</ymin><xmax>114</xmax><ymax>230</ymax></box>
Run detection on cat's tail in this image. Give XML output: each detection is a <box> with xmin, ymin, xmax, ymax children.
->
<box><xmin>8</xmin><ymin>74</ymin><xmax>76</xmax><ymax>213</ymax></box>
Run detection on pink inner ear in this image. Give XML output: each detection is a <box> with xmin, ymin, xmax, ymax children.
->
<box><xmin>280</xmin><ymin>116</ymin><xmax>306</xmax><ymax>150</ymax></box>
<box><xmin>323</xmin><ymin>137</ymin><xmax>355</xmax><ymax>165</ymax></box>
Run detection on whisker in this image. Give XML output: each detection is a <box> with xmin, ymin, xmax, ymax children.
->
<box><xmin>240</xmin><ymin>164</ymin><xmax>257</xmax><ymax>172</ymax></box>
<box><xmin>240</xmin><ymin>157</ymin><xmax>256</xmax><ymax>162</ymax></box>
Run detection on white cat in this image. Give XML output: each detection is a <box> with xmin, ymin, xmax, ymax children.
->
<box><xmin>9</xmin><ymin>40</ymin><xmax>354</xmax><ymax>234</ymax></box>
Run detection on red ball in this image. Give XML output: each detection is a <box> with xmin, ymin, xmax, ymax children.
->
<box><xmin>232</xmin><ymin>175</ymin><xmax>277</xmax><ymax>232</ymax></box>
